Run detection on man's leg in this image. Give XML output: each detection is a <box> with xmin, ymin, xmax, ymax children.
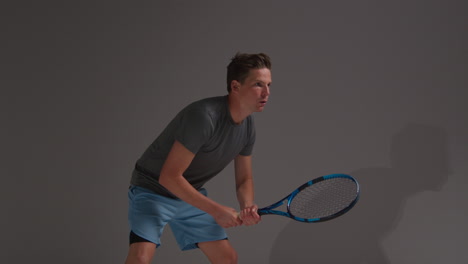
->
<box><xmin>198</xmin><ymin>239</ymin><xmax>238</xmax><ymax>264</ymax></box>
<box><xmin>124</xmin><ymin>242</ymin><xmax>156</xmax><ymax>264</ymax></box>
<box><xmin>127</xmin><ymin>186</ymin><xmax>177</xmax><ymax>263</ymax></box>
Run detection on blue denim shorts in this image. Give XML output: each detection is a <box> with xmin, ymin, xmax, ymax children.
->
<box><xmin>128</xmin><ymin>185</ymin><xmax>227</xmax><ymax>251</ymax></box>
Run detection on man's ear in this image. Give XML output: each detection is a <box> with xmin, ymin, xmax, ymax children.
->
<box><xmin>231</xmin><ymin>80</ymin><xmax>240</xmax><ymax>92</ymax></box>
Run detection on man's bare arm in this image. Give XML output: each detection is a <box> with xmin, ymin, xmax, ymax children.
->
<box><xmin>159</xmin><ymin>140</ymin><xmax>242</xmax><ymax>228</ymax></box>
<box><xmin>234</xmin><ymin>154</ymin><xmax>261</xmax><ymax>226</ymax></box>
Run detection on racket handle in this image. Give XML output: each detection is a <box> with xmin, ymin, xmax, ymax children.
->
<box><xmin>239</xmin><ymin>210</ymin><xmax>265</xmax><ymax>218</ymax></box>
<box><xmin>257</xmin><ymin>209</ymin><xmax>267</xmax><ymax>216</ymax></box>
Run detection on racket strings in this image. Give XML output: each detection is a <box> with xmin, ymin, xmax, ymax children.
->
<box><xmin>289</xmin><ymin>178</ymin><xmax>358</xmax><ymax>219</ymax></box>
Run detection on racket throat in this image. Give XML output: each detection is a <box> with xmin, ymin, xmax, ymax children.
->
<box><xmin>258</xmin><ymin>200</ymin><xmax>291</xmax><ymax>217</ymax></box>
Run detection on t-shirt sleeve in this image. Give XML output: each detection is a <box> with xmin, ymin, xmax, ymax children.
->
<box><xmin>174</xmin><ymin>107</ymin><xmax>213</xmax><ymax>154</ymax></box>
<box><xmin>239</xmin><ymin>117</ymin><xmax>256</xmax><ymax>156</ymax></box>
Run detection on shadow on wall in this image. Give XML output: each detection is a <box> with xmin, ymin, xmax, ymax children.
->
<box><xmin>269</xmin><ymin>123</ymin><xmax>450</xmax><ymax>264</ymax></box>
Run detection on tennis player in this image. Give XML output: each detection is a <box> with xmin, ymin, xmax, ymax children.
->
<box><xmin>125</xmin><ymin>52</ymin><xmax>272</xmax><ymax>264</ymax></box>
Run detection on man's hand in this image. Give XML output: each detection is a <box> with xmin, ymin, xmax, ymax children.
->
<box><xmin>212</xmin><ymin>205</ymin><xmax>243</xmax><ymax>228</ymax></box>
<box><xmin>239</xmin><ymin>204</ymin><xmax>261</xmax><ymax>226</ymax></box>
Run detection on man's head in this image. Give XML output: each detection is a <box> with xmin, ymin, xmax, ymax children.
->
<box><xmin>226</xmin><ymin>53</ymin><xmax>272</xmax><ymax>93</ymax></box>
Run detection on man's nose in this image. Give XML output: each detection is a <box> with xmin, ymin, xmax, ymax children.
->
<box><xmin>263</xmin><ymin>86</ymin><xmax>270</xmax><ymax>97</ymax></box>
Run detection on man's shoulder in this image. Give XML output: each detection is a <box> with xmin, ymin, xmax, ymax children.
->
<box><xmin>184</xmin><ymin>95</ymin><xmax>227</xmax><ymax>116</ymax></box>
<box><xmin>189</xmin><ymin>95</ymin><xmax>226</xmax><ymax>108</ymax></box>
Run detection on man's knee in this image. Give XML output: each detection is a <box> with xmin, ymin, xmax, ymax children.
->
<box><xmin>198</xmin><ymin>240</ymin><xmax>238</xmax><ymax>264</ymax></box>
<box><xmin>207</xmin><ymin>248</ymin><xmax>238</xmax><ymax>264</ymax></box>
<box><xmin>125</xmin><ymin>242</ymin><xmax>156</xmax><ymax>264</ymax></box>
<box><xmin>224</xmin><ymin>248</ymin><xmax>238</xmax><ymax>264</ymax></box>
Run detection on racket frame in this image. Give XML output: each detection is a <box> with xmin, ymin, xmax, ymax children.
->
<box><xmin>258</xmin><ymin>174</ymin><xmax>360</xmax><ymax>223</ymax></box>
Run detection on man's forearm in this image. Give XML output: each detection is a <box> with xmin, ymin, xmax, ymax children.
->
<box><xmin>160</xmin><ymin>172</ymin><xmax>243</xmax><ymax>228</ymax></box>
<box><xmin>236</xmin><ymin>177</ymin><xmax>255</xmax><ymax>209</ymax></box>
<box><xmin>159</xmin><ymin>173</ymin><xmax>222</xmax><ymax>215</ymax></box>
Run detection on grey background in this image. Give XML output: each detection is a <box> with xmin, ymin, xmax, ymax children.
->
<box><xmin>2</xmin><ymin>1</ymin><xmax>467</xmax><ymax>263</ymax></box>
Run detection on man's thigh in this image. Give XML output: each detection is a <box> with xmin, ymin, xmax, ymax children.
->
<box><xmin>128</xmin><ymin>186</ymin><xmax>178</xmax><ymax>246</ymax></box>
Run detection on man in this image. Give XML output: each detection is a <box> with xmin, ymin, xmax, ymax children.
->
<box><xmin>125</xmin><ymin>52</ymin><xmax>272</xmax><ymax>264</ymax></box>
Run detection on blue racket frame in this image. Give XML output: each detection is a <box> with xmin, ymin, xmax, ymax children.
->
<box><xmin>258</xmin><ymin>174</ymin><xmax>360</xmax><ymax>223</ymax></box>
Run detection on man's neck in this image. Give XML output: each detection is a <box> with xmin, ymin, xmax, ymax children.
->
<box><xmin>227</xmin><ymin>94</ymin><xmax>250</xmax><ymax>124</ymax></box>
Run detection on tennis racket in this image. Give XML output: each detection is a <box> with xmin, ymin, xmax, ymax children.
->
<box><xmin>258</xmin><ymin>174</ymin><xmax>360</xmax><ymax>222</ymax></box>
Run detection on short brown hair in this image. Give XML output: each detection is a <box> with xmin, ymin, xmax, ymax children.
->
<box><xmin>226</xmin><ymin>52</ymin><xmax>272</xmax><ymax>93</ymax></box>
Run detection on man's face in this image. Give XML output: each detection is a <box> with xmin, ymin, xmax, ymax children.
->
<box><xmin>234</xmin><ymin>68</ymin><xmax>272</xmax><ymax>113</ymax></box>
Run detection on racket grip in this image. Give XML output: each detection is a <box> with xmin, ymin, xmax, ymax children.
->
<box><xmin>239</xmin><ymin>210</ymin><xmax>265</xmax><ymax>218</ymax></box>
<box><xmin>257</xmin><ymin>209</ymin><xmax>266</xmax><ymax>216</ymax></box>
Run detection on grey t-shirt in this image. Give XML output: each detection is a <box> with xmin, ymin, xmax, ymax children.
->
<box><xmin>130</xmin><ymin>95</ymin><xmax>256</xmax><ymax>198</ymax></box>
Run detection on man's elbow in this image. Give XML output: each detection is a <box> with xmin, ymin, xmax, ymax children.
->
<box><xmin>159</xmin><ymin>171</ymin><xmax>183</xmax><ymax>189</ymax></box>
<box><xmin>159</xmin><ymin>173</ymin><xmax>172</xmax><ymax>189</ymax></box>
